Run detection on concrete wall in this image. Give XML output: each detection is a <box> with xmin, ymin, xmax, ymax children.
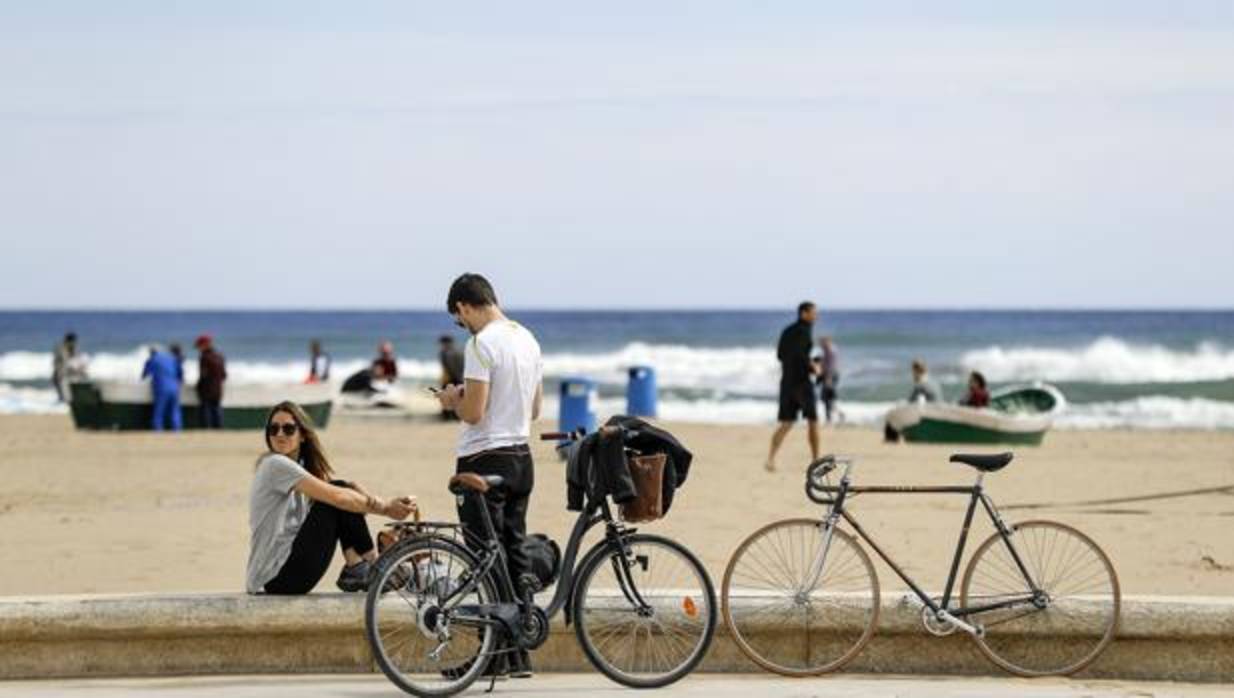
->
<box><xmin>1</xmin><ymin>593</ymin><xmax>1230</xmax><ymax>682</ymax></box>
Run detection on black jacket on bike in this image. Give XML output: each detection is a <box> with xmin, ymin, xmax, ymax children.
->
<box><xmin>565</xmin><ymin>415</ymin><xmax>693</xmax><ymax>515</ymax></box>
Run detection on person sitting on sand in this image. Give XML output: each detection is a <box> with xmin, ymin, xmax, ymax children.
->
<box><xmin>959</xmin><ymin>371</ymin><xmax>990</xmax><ymax>408</ymax></box>
<box><xmin>371</xmin><ymin>341</ymin><xmax>399</xmax><ymax>381</ymax></box>
<box><xmin>247</xmin><ymin>401</ymin><xmax>416</xmax><ymax>594</ymax></box>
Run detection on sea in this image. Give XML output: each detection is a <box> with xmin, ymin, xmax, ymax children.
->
<box><xmin>3</xmin><ymin>310</ymin><xmax>1234</xmax><ymax>430</ymax></box>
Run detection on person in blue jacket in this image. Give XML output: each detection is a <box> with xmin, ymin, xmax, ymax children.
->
<box><xmin>142</xmin><ymin>345</ymin><xmax>184</xmax><ymax>431</ymax></box>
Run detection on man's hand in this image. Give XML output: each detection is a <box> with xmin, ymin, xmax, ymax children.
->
<box><xmin>438</xmin><ymin>384</ymin><xmax>464</xmax><ymax>410</ymax></box>
<box><xmin>384</xmin><ymin>496</ymin><xmax>417</xmax><ymax>521</ymax></box>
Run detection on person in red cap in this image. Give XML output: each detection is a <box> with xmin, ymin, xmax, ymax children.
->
<box><xmin>195</xmin><ymin>334</ymin><xmax>227</xmax><ymax>429</ymax></box>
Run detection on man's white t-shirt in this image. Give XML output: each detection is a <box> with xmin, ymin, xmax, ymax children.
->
<box><xmin>457</xmin><ymin>319</ymin><xmax>543</xmax><ymax>457</ymax></box>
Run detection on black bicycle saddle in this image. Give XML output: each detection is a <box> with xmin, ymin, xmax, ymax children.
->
<box><xmin>949</xmin><ymin>452</ymin><xmax>1014</xmax><ymax>472</ymax></box>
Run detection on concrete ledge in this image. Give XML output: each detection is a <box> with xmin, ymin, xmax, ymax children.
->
<box><xmin>1</xmin><ymin>593</ymin><xmax>1231</xmax><ymax>682</ymax></box>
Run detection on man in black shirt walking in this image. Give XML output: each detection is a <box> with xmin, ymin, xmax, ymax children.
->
<box><xmin>766</xmin><ymin>301</ymin><xmax>820</xmax><ymax>472</ymax></box>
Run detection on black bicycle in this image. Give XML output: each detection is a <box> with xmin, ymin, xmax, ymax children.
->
<box><xmin>365</xmin><ymin>426</ymin><xmax>717</xmax><ymax>697</ymax></box>
<box><xmin>721</xmin><ymin>452</ymin><xmax>1120</xmax><ymax>677</ymax></box>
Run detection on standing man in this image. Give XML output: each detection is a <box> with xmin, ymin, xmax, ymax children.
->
<box><xmin>141</xmin><ymin>345</ymin><xmax>183</xmax><ymax>431</ymax></box>
<box><xmin>437</xmin><ymin>335</ymin><xmax>465</xmax><ymax>421</ymax></box>
<box><xmin>195</xmin><ymin>334</ymin><xmax>227</xmax><ymax>429</ymax></box>
<box><xmin>307</xmin><ymin>339</ymin><xmax>331</xmax><ymax>383</ymax></box>
<box><xmin>765</xmin><ymin>301</ymin><xmax>820</xmax><ymax>472</ymax></box>
<box><xmin>816</xmin><ymin>336</ymin><xmax>841</xmax><ymax>424</ymax></box>
<box><xmin>51</xmin><ymin>332</ymin><xmax>79</xmax><ymax>402</ymax></box>
<box><xmin>435</xmin><ymin>273</ymin><xmax>543</xmax><ymax>678</ymax></box>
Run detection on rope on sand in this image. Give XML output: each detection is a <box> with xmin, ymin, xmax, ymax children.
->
<box><xmin>1004</xmin><ymin>484</ymin><xmax>1234</xmax><ymax>510</ymax></box>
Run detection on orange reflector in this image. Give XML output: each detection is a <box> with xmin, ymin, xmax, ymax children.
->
<box><xmin>682</xmin><ymin>596</ymin><xmax>698</xmax><ymax>617</ymax></box>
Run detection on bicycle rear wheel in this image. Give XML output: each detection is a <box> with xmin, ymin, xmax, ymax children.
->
<box><xmin>572</xmin><ymin>533</ymin><xmax>717</xmax><ymax>688</ymax></box>
<box><xmin>722</xmin><ymin>518</ymin><xmax>879</xmax><ymax>676</ymax></box>
<box><xmin>365</xmin><ymin>536</ymin><xmax>498</xmax><ymax>697</ymax></box>
<box><xmin>961</xmin><ymin>520</ymin><xmax>1120</xmax><ymax>676</ymax></box>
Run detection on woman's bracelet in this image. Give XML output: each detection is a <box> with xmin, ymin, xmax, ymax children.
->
<box><xmin>365</xmin><ymin>495</ymin><xmax>383</xmax><ymax>514</ymax></box>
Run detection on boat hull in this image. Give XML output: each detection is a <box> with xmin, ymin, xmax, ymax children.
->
<box><xmin>885</xmin><ymin>384</ymin><xmax>1064</xmax><ymax>446</ymax></box>
<box><xmin>69</xmin><ymin>381</ymin><xmax>334</xmax><ymax>431</ymax></box>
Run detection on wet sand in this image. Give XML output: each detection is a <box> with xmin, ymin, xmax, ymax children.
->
<box><xmin>0</xmin><ymin>414</ymin><xmax>1231</xmax><ymax>596</ymax></box>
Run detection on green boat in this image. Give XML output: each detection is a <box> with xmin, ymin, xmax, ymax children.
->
<box><xmin>68</xmin><ymin>380</ymin><xmax>334</xmax><ymax>431</ymax></box>
<box><xmin>884</xmin><ymin>383</ymin><xmax>1065</xmax><ymax>445</ymax></box>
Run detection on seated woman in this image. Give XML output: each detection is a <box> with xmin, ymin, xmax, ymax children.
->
<box><xmin>247</xmin><ymin>400</ymin><xmax>416</xmax><ymax>595</ymax></box>
<box><xmin>960</xmin><ymin>371</ymin><xmax>991</xmax><ymax>408</ymax></box>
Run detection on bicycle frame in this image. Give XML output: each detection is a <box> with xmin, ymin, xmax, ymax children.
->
<box><xmin>809</xmin><ymin>459</ymin><xmax>1045</xmax><ymax>624</ymax></box>
<box><xmin>431</xmin><ymin>487</ymin><xmax>649</xmax><ymax>641</ymax></box>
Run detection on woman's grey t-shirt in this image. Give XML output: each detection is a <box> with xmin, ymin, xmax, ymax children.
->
<box><xmin>246</xmin><ymin>453</ymin><xmax>310</xmax><ymax>593</ymax></box>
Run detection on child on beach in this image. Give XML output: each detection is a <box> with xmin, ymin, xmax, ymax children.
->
<box><xmin>246</xmin><ymin>401</ymin><xmax>416</xmax><ymax>594</ymax></box>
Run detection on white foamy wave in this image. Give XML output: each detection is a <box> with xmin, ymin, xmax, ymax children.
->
<box><xmin>0</xmin><ymin>349</ymin><xmax>442</xmax><ymax>386</ymax></box>
<box><xmin>1057</xmin><ymin>396</ymin><xmax>1234</xmax><ymax>430</ymax></box>
<box><xmin>0</xmin><ymin>383</ymin><xmax>67</xmax><ymax>415</ymax></box>
<box><xmin>542</xmin><ymin>342</ymin><xmax>780</xmax><ymax>395</ymax></box>
<box><xmin>0</xmin><ymin>343</ymin><xmax>786</xmax><ymax>396</ymax></box>
<box><xmin>962</xmin><ymin>337</ymin><xmax>1234</xmax><ymax>384</ymax></box>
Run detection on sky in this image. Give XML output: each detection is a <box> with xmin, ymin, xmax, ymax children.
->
<box><xmin>1</xmin><ymin>2</ymin><xmax>1232</xmax><ymax>310</ymax></box>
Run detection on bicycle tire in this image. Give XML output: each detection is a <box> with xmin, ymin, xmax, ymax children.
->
<box><xmin>365</xmin><ymin>535</ymin><xmax>499</xmax><ymax>697</ymax></box>
<box><xmin>961</xmin><ymin>520</ymin><xmax>1120</xmax><ymax>677</ymax></box>
<box><xmin>721</xmin><ymin>518</ymin><xmax>880</xmax><ymax>677</ymax></box>
<box><xmin>572</xmin><ymin>533</ymin><xmax>718</xmax><ymax>688</ymax></box>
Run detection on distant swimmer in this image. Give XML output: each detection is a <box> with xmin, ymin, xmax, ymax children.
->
<box><xmin>307</xmin><ymin>339</ymin><xmax>331</xmax><ymax>384</ymax></box>
<box><xmin>765</xmin><ymin>301</ymin><xmax>821</xmax><ymax>472</ymax></box>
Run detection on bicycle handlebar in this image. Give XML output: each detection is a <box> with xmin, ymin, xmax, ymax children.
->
<box><xmin>538</xmin><ymin>425</ymin><xmax>639</xmax><ymax>443</ymax></box>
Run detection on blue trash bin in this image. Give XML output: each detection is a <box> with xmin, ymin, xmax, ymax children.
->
<box><xmin>626</xmin><ymin>365</ymin><xmax>657</xmax><ymax>417</ymax></box>
<box><xmin>559</xmin><ymin>376</ymin><xmax>597</xmax><ymax>435</ymax></box>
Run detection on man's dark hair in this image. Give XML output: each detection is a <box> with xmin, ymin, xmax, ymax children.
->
<box><xmin>446</xmin><ymin>273</ymin><xmax>498</xmax><ymax>313</ymax></box>
<box><xmin>797</xmin><ymin>301</ymin><xmax>815</xmax><ymax>318</ymax></box>
<box><xmin>65</xmin><ymin>332</ymin><xmax>77</xmax><ymax>343</ymax></box>
<box><xmin>438</xmin><ymin>335</ymin><xmax>454</xmax><ymax>344</ymax></box>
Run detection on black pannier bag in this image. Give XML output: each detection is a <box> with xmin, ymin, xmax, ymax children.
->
<box><xmin>521</xmin><ymin>533</ymin><xmax>561</xmax><ymax>591</ymax></box>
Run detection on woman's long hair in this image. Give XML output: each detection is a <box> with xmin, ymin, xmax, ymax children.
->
<box><xmin>262</xmin><ymin>400</ymin><xmax>334</xmax><ymax>481</ymax></box>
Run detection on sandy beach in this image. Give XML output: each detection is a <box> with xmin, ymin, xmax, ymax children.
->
<box><xmin>0</xmin><ymin>414</ymin><xmax>1231</xmax><ymax>597</ymax></box>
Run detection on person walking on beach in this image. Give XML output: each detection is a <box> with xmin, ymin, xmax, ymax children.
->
<box><xmin>307</xmin><ymin>340</ymin><xmax>331</xmax><ymax>384</ymax></box>
<box><xmin>765</xmin><ymin>302</ymin><xmax>820</xmax><ymax>472</ymax></box>
<box><xmin>195</xmin><ymin>334</ymin><xmax>227</xmax><ymax>429</ymax></box>
<box><xmin>815</xmin><ymin>335</ymin><xmax>841</xmax><ymax>424</ymax></box>
<box><xmin>435</xmin><ymin>273</ymin><xmax>543</xmax><ymax>678</ymax></box>
<box><xmin>247</xmin><ymin>401</ymin><xmax>416</xmax><ymax>594</ymax></box>
<box><xmin>437</xmin><ymin>334</ymin><xmax>464</xmax><ymax>420</ymax></box>
<box><xmin>141</xmin><ymin>345</ymin><xmax>183</xmax><ymax>431</ymax></box>
<box><xmin>51</xmin><ymin>332</ymin><xmax>83</xmax><ymax>402</ymax></box>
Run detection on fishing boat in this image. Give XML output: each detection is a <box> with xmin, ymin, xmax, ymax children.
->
<box><xmin>884</xmin><ymin>383</ymin><xmax>1066</xmax><ymax>445</ymax></box>
<box><xmin>68</xmin><ymin>380</ymin><xmax>334</xmax><ymax>430</ymax></box>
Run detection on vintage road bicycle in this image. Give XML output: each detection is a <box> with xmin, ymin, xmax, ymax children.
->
<box><xmin>365</xmin><ymin>426</ymin><xmax>717</xmax><ymax>697</ymax></box>
<box><xmin>721</xmin><ymin>452</ymin><xmax>1120</xmax><ymax>677</ymax></box>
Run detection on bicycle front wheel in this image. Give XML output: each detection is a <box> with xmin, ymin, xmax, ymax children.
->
<box><xmin>365</xmin><ymin>536</ymin><xmax>498</xmax><ymax>697</ymax></box>
<box><xmin>722</xmin><ymin>518</ymin><xmax>879</xmax><ymax>676</ymax></box>
<box><xmin>572</xmin><ymin>534</ymin><xmax>718</xmax><ymax>688</ymax></box>
<box><xmin>962</xmin><ymin>520</ymin><xmax>1120</xmax><ymax>676</ymax></box>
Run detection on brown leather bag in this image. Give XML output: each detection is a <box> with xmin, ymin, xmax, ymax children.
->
<box><xmin>619</xmin><ymin>453</ymin><xmax>667</xmax><ymax>523</ymax></box>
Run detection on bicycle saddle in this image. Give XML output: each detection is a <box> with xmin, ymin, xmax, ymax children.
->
<box><xmin>949</xmin><ymin>452</ymin><xmax>1013</xmax><ymax>472</ymax></box>
<box><xmin>448</xmin><ymin>473</ymin><xmax>504</xmax><ymax>494</ymax></box>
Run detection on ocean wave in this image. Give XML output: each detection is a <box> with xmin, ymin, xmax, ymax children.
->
<box><xmin>962</xmin><ymin>337</ymin><xmax>1234</xmax><ymax>384</ymax></box>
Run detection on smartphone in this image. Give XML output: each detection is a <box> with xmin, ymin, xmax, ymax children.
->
<box><xmin>425</xmin><ymin>386</ymin><xmax>441</xmax><ymax>395</ymax></box>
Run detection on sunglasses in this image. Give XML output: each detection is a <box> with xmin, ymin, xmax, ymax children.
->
<box><xmin>267</xmin><ymin>423</ymin><xmax>299</xmax><ymax>437</ymax></box>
